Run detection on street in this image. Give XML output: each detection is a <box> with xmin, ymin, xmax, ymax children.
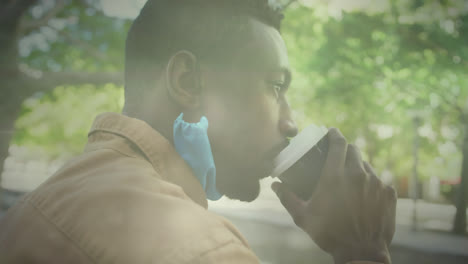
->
<box><xmin>1</xmin><ymin>177</ymin><xmax>467</xmax><ymax>263</ymax></box>
<box><xmin>209</xmin><ymin>178</ymin><xmax>468</xmax><ymax>264</ymax></box>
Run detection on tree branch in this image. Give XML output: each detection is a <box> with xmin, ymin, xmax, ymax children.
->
<box><xmin>1</xmin><ymin>66</ymin><xmax>123</xmax><ymax>108</ymax></box>
<box><xmin>73</xmin><ymin>0</ymin><xmax>107</xmax><ymax>16</ymax></box>
<box><xmin>47</xmin><ymin>25</ymin><xmax>111</xmax><ymax>62</ymax></box>
<box><xmin>0</xmin><ymin>0</ymin><xmax>38</xmax><ymax>24</ymax></box>
<box><xmin>282</xmin><ymin>0</ymin><xmax>298</xmax><ymax>11</ymax></box>
<box><xmin>389</xmin><ymin>0</ymin><xmax>400</xmax><ymax>27</ymax></box>
<box><xmin>14</xmin><ymin>65</ymin><xmax>124</xmax><ymax>93</ymax></box>
<box><xmin>19</xmin><ymin>0</ymin><xmax>65</xmax><ymax>35</ymax></box>
<box><xmin>438</xmin><ymin>89</ymin><xmax>465</xmax><ymax>117</ymax></box>
<box><xmin>395</xmin><ymin>78</ymin><xmax>465</xmax><ymax>117</ymax></box>
<box><xmin>33</xmin><ymin>71</ymin><xmax>124</xmax><ymax>91</ymax></box>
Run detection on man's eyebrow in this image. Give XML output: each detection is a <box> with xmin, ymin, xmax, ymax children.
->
<box><xmin>283</xmin><ymin>67</ymin><xmax>292</xmax><ymax>86</ymax></box>
<box><xmin>268</xmin><ymin>66</ymin><xmax>292</xmax><ymax>81</ymax></box>
<box><xmin>276</xmin><ymin>67</ymin><xmax>292</xmax><ymax>88</ymax></box>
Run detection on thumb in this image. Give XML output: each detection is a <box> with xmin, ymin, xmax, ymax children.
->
<box><xmin>271</xmin><ymin>181</ymin><xmax>306</xmax><ymax>226</ymax></box>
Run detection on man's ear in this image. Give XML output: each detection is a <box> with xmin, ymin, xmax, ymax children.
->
<box><xmin>166</xmin><ymin>50</ymin><xmax>202</xmax><ymax>112</ymax></box>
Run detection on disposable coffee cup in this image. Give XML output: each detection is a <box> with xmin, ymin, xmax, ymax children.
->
<box><xmin>271</xmin><ymin>124</ymin><xmax>329</xmax><ymax>200</ymax></box>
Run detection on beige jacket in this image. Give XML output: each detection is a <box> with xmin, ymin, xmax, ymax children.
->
<box><xmin>0</xmin><ymin>113</ymin><xmax>380</xmax><ymax>264</ymax></box>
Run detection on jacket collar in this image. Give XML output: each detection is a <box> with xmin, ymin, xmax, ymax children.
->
<box><xmin>87</xmin><ymin>112</ymin><xmax>208</xmax><ymax>208</ymax></box>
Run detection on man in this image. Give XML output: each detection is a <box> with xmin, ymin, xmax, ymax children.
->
<box><xmin>0</xmin><ymin>1</ymin><xmax>396</xmax><ymax>263</ymax></box>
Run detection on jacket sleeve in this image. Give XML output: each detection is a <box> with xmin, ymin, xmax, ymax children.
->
<box><xmin>347</xmin><ymin>261</ymin><xmax>384</xmax><ymax>264</ymax></box>
<box><xmin>188</xmin><ymin>241</ymin><xmax>260</xmax><ymax>264</ymax></box>
<box><xmin>191</xmin><ymin>243</ymin><xmax>384</xmax><ymax>264</ymax></box>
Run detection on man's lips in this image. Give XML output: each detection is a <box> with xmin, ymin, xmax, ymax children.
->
<box><xmin>267</xmin><ymin>140</ymin><xmax>290</xmax><ymax>161</ymax></box>
<box><xmin>247</xmin><ymin>140</ymin><xmax>290</xmax><ymax>180</ymax></box>
<box><xmin>259</xmin><ymin>140</ymin><xmax>290</xmax><ymax>178</ymax></box>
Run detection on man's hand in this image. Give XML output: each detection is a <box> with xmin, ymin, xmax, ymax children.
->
<box><xmin>272</xmin><ymin>128</ymin><xmax>397</xmax><ymax>264</ymax></box>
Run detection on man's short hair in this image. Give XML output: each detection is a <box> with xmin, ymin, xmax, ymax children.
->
<box><xmin>124</xmin><ymin>0</ymin><xmax>284</xmax><ymax>109</ymax></box>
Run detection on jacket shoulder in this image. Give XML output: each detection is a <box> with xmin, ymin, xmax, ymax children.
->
<box><xmin>6</xmin><ymin>148</ymin><xmax>254</xmax><ymax>263</ymax></box>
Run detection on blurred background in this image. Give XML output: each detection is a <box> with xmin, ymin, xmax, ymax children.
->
<box><xmin>0</xmin><ymin>0</ymin><xmax>467</xmax><ymax>263</ymax></box>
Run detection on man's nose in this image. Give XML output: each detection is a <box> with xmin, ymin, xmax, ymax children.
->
<box><xmin>280</xmin><ymin>118</ymin><xmax>298</xmax><ymax>138</ymax></box>
<box><xmin>279</xmin><ymin>102</ymin><xmax>298</xmax><ymax>138</ymax></box>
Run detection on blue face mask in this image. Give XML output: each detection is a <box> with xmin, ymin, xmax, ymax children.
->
<box><xmin>173</xmin><ymin>113</ymin><xmax>223</xmax><ymax>201</ymax></box>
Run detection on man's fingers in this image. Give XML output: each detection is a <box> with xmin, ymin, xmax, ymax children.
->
<box><xmin>346</xmin><ymin>144</ymin><xmax>363</xmax><ymax>166</ymax></box>
<box><xmin>384</xmin><ymin>185</ymin><xmax>397</xmax><ymax>244</ymax></box>
<box><xmin>363</xmin><ymin>161</ymin><xmax>397</xmax><ymax>244</ymax></box>
<box><xmin>318</xmin><ymin>128</ymin><xmax>347</xmax><ymax>187</ymax></box>
<box><xmin>363</xmin><ymin>161</ymin><xmax>376</xmax><ymax>176</ymax></box>
<box><xmin>345</xmin><ymin>144</ymin><xmax>368</xmax><ymax>184</ymax></box>
<box><xmin>272</xmin><ymin>182</ymin><xmax>306</xmax><ymax>227</ymax></box>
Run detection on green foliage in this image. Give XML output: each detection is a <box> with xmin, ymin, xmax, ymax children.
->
<box><xmin>12</xmin><ymin>0</ymin><xmax>468</xmax><ymax>191</ymax></box>
<box><xmin>12</xmin><ymin>2</ymin><xmax>128</xmax><ymax>160</ymax></box>
<box><xmin>21</xmin><ymin>1</ymin><xmax>130</xmax><ymax>72</ymax></box>
<box><xmin>282</xmin><ymin>1</ymin><xmax>468</xmax><ymax>185</ymax></box>
<box><xmin>13</xmin><ymin>84</ymin><xmax>123</xmax><ymax>160</ymax></box>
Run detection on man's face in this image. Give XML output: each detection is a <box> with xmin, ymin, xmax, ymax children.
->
<box><xmin>200</xmin><ymin>18</ymin><xmax>298</xmax><ymax>202</ymax></box>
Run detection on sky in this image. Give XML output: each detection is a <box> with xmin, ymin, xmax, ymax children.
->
<box><xmin>100</xmin><ymin>0</ymin><xmax>147</xmax><ymax>18</ymax></box>
<box><xmin>99</xmin><ymin>0</ymin><xmax>391</xmax><ymax>19</ymax></box>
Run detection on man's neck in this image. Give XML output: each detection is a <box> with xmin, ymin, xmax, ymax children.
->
<box><xmin>122</xmin><ymin>108</ymin><xmax>176</xmax><ymax>146</ymax></box>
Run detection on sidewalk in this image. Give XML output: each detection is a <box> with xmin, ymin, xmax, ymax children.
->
<box><xmin>211</xmin><ymin>205</ymin><xmax>468</xmax><ymax>264</ymax></box>
<box><xmin>208</xmin><ymin>179</ymin><xmax>468</xmax><ymax>260</ymax></box>
<box><xmin>211</xmin><ymin>205</ymin><xmax>468</xmax><ymax>256</ymax></box>
<box><xmin>2</xmin><ymin>174</ymin><xmax>467</xmax><ymax>262</ymax></box>
<box><xmin>393</xmin><ymin>224</ymin><xmax>468</xmax><ymax>257</ymax></box>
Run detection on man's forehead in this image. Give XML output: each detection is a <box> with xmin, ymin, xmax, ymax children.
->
<box><xmin>232</xmin><ymin>18</ymin><xmax>290</xmax><ymax>75</ymax></box>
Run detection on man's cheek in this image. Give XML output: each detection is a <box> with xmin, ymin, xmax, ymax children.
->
<box><xmin>203</xmin><ymin>96</ymin><xmax>236</xmax><ymax>125</ymax></box>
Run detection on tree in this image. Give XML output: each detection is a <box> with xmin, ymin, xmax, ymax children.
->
<box><xmin>0</xmin><ymin>0</ymin><xmax>126</xmax><ymax>193</ymax></box>
<box><xmin>2</xmin><ymin>0</ymin><xmax>467</xmax><ymax>234</ymax></box>
<box><xmin>282</xmin><ymin>0</ymin><xmax>468</xmax><ymax>233</ymax></box>
<box><xmin>0</xmin><ymin>0</ymin><xmax>297</xmax><ymax>201</ymax></box>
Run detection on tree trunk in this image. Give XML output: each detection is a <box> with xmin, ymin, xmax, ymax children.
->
<box><xmin>453</xmin><ymin>121</ymin><xmax>468</xmax><ymax>235</ymax></box>
<box><xmin>0</xmin><ymin>92</ymin><xmax>23</xmax><ymax>181</ymax></box>
<box><xmin>0</xmin><ymin>0</ymin><xmax>38</xmax><ymax>205</ymax></box>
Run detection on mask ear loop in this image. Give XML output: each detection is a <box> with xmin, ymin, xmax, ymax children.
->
<box><xmin>165</xmin><ymin>51</ymin><xmax>204</xmax><ymax>122</ymax></box>
<box><xmin>194</xmin><ymin>60</ymin><xmax>204</xmax><ymax>114</ymax></box>
<box><xmin>181</xmin><ymin>60</ymin><xmax>204</xmax><ymax>123</ymax></box>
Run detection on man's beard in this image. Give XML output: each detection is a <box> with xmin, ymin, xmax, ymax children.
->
<box><xmin>216</xmin><ymin>165</ymin><xmax>267</xmax><ymax>202</ymax></box>
<box><xmin>221</xmin><ymin>176</ymin><xmax>261</xmax><ymax>202</ymax></box>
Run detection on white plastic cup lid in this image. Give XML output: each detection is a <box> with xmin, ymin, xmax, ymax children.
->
<box><xmin>271</xmin><ymin>124</ymin><xmax>328</xmax><ymax>178</ymax></box>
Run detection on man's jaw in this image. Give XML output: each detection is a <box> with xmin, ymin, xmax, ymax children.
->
<box><xmin>262</xmin><ymin>140</ymin><xmax>290</xmax><ymax>177</ymax></box>
<box><xmin>215</xmin><ymin>142</ymin><xmax>289</xmax><ymax>202</ymax></box>
<box><xmin>216</xmin><ymin>165</ymin><xmax>263</xmax><ymax>202</ymax></box>
<box><xmin>266</xmin><ymin>140</ymin><xmax>290</xmax><ymax>161</ymax></box>
<box><xmin>221</xmin><ymin>177</ymin><xmax>261</xmax><ymax>202</ymax></box>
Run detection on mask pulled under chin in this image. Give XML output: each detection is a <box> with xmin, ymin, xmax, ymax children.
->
<box><xmin>173</xmin><ymin>113</ymin><xmax>223</xmax><ymax>201</ymax></box>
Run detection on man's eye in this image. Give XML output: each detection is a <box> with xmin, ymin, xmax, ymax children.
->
<box><xmin>270</xmin><ymin>82</ymin><xmax>284</xmax><ymax>96</ymax></box>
